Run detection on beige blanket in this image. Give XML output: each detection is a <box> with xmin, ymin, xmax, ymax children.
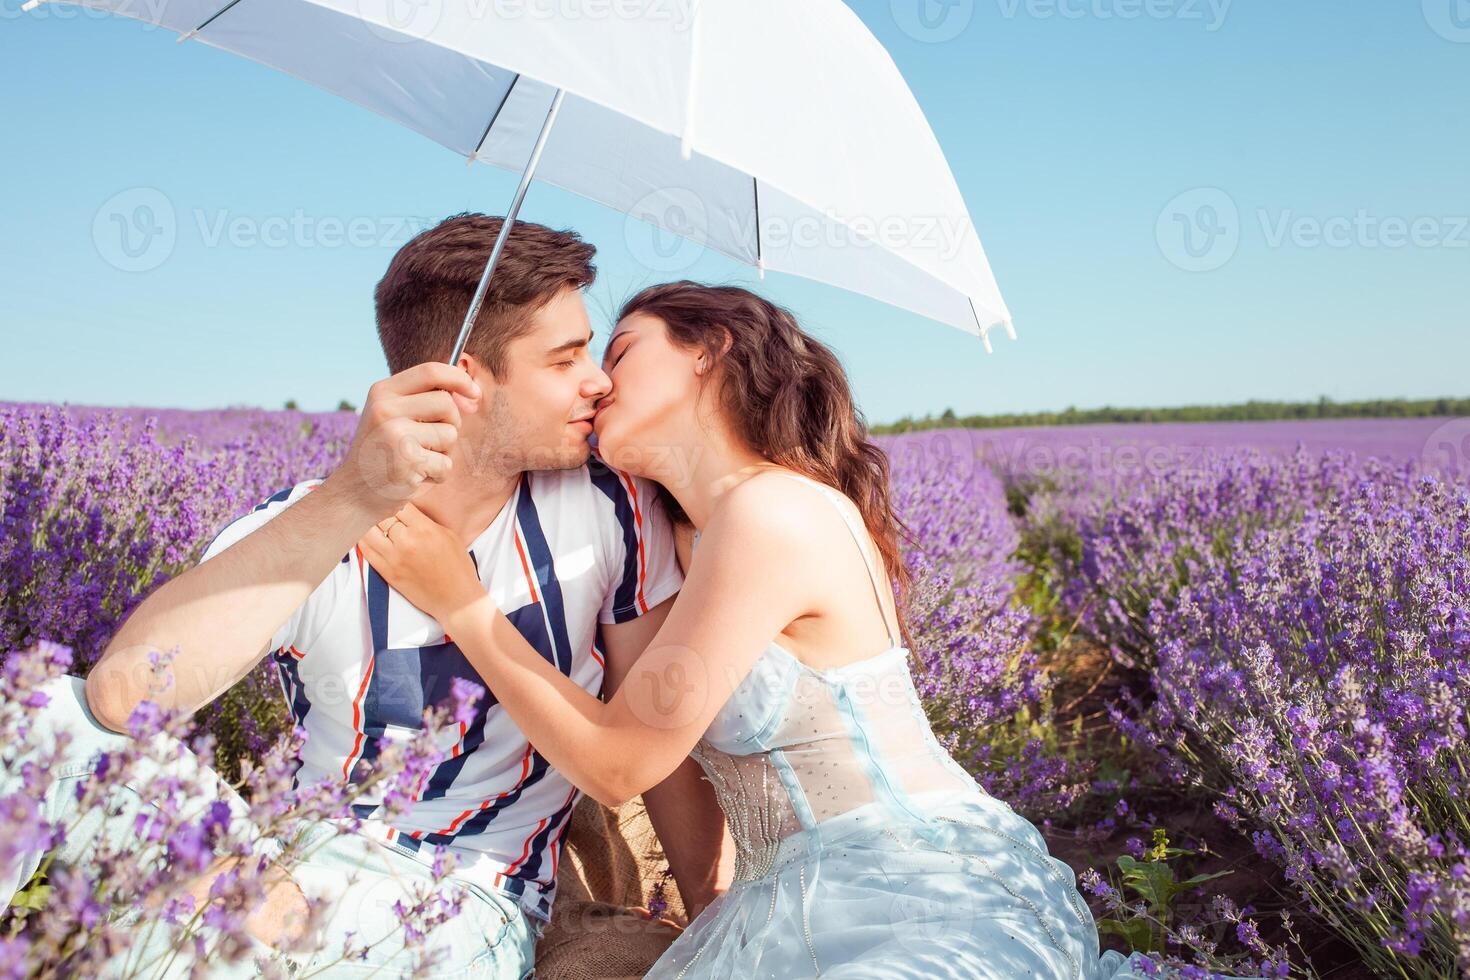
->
<box><xmin>532</xmin><ymin>795</ymin><xmax>687</xmax><ymax>979</ymax></box>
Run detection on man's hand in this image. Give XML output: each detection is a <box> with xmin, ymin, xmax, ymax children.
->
<box><xmin>327</xmin><ymin>361</ymin><xmax>482</xmax><ymax>523</ymax></box>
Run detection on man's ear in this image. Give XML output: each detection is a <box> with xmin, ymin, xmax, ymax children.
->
<box><xmin>456</xmin><ymin>352</ymin><xmax>494</xmax><ymax>410</ymax></box>
<box><xmin>456</xmin><ymin>351</ymin><xmax>483</xmax><ymax>382</ymax></box>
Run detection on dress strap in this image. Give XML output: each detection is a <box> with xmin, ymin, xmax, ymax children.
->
<box><xmin>766</xmin><ymin>471</ymin><xmax>901</xmax><ymax>648</ymax></box>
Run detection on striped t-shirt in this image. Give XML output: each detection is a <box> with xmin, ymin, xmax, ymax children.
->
<box><xmin>198</xmin><ymin>454</ymin><xmax>683</xmax><ymax>924</ymax></box>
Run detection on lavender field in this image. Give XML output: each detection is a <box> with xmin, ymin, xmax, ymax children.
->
<box><xmin>3</xmin><ymin>401</ymin><xmax>1467</xmax><ymax>978</ymax></box>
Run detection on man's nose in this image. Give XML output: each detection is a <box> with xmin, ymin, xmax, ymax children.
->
<box><xmin>584</xmin><ymin>361</ymin><xmax>613</xmax><ymax>400</ymax></box>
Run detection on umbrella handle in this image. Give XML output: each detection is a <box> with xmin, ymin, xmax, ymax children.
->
<box><xmin>449</xmin><ymin>87</ymin><xmax>568</xmax><ymax>368</ymax></box>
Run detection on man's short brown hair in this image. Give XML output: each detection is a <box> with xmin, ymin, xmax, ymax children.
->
<box><xmin>375</xmin><ymin>213</ymin><xmax>597</xmax><ymax>380</ymax></box>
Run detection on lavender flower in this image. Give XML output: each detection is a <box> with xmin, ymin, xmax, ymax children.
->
<box><xmin>1064</xmin><ymin>448</ymin><xmax>1470</xmax><ymax>976</ymax></box>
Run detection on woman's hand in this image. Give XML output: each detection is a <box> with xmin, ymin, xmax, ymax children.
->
<box><xmin>627</xmin><ymin>905</ymin><xmax>686</xmax><ymax>933</ymax></box>
<box><xmin>358</xmin><ymin>501</ymin><xmax>483</xmax><ymax>624</ymax></box>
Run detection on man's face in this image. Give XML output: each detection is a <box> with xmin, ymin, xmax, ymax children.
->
<box><xmin>463</xmin><ymin>285</ymin><xmax>611</xmax><ymax>474</ymax></box>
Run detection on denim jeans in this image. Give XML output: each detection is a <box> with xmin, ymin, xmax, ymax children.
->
<box><xmin>1</xmin><ymin>675</ymin><xmax>540</xmax><ymax>979</ymax></box>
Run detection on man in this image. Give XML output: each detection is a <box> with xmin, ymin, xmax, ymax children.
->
<box><xmin>3</xmin><ymin>214</ymin><xmax>726</xmax><ymax>977</ymax></box>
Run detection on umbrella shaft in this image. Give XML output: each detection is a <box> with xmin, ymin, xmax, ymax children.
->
<box><xmin>450</xmin><ymin>87</ymin><xmax>568</xmax><ymax>368</ymax></box>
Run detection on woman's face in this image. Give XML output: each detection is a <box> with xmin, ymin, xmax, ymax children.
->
<box><xmin>592</xmin><ymin>312</ymin><xmax>703</xmax><ymax>474</ymax></box>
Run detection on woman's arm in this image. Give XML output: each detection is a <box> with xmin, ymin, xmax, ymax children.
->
<box><xmin>359</xmin><ymin>476</ymin><xmax>818</xmax><ymax>807</ymax></box>
<box><xmin>601</xmin><ymin>587</ymin><xmax>731</xmax><ymax>918</ymax></box>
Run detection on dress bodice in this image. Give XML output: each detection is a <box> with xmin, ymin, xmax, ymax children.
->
<box><xmin>649</xmin><ymin>473</ymin><xmax>1189</xmax><ymax>980</ymax></box>
<box><xmin>686</xmin><ymin>474</ymin><xmax>982</xmax><ymax>883</ymax></box>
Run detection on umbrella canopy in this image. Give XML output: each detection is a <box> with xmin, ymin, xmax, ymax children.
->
<box><xmin>25</xmin><ymin>0</ymin><xmax>1015</xmax><ymax>350</ymax></box>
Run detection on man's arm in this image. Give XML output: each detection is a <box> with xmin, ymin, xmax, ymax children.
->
<box><xmin>601</xmin><ymin>598</ymin><xmax>732</xmax><ymax>921</ymax></box>
<box><xmin>86</xmin><ymin>477</ymin><xmax>381</xmax><ymax>732</ymax></box>
<box><xmin>85</xmin><ymin>361</ymin><xmax>481</xmax><ymax>733</ymax></box>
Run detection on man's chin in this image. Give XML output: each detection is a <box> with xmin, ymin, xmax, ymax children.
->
<box><xmin>535</xmin><ymin>438</ymin><xmax>594</xmax><ymax>471</ymax></box>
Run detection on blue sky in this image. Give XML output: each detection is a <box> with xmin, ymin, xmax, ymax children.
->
<box><xmin>3</xmin><ymin>0</ymin><xmax>1467</xmax><ymax>424</ymax></box>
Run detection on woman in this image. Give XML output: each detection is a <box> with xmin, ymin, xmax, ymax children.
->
<box><xmin>361</xmin><ymin>282</ymin><xmax>1233</xmax><ymax>978</ymax></box>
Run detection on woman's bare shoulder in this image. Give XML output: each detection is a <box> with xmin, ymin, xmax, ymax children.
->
<box><xmin>713</xmin><ymin>469</ymin><xmax>839</xmax><ymax>545</ymax></box>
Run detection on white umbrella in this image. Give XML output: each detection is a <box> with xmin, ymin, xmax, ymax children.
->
<box><xmin>24</xmin><ymin>0</ymin><xmax>1017</xmax><ymax>354</ymax></box>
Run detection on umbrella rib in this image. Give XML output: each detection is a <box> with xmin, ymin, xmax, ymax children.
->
<box><xmin>177</xmin><ymin>0</ymin><xmax>249</xmax><ymax>43</ymax></box>
<box><xmin>752</xmin><ymin>177</ymin><xmax>764</xmax><ymax>279</ymax></box>
<box><xmin>970</xmin><ymin>296</ymin><xmax>993</xmax><ymax>354</ymax></box>
<box><xmin>679</xmin><ymin>0</ymin><xmax>704</xmax><ymax>159</ymax></box>
<box><xmin>467</xmin><ymin>73</ymin><xmax>522</xmax><ymax>165</ymax></box>
<box><xmin>449</xmin><ymin>88</ymin><xmax>567</xmax><ymax>367</ymax></box>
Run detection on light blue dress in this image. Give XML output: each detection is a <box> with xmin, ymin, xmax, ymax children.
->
<box><xmin>646</xmin><ymin>472</ymin><xmax>1227</xmax><ymax>980</ymax></box>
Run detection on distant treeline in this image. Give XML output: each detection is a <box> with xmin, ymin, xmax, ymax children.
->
<box><xmin>873</xmin><ymin>396</ymin><xmax>1470</xmax><ymax>435</ymax></box>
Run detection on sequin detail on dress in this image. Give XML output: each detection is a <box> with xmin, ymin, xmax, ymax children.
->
<box><xmin>686</xmin><ymin>737</ymin><xmax>797</xmax><ymax>883</ymax></box>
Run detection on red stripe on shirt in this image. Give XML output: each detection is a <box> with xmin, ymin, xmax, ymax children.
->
<box><xmin>513</xmin><ymin>527</ymin><xmax>540</xmax><ymax>605</ymax></box>
<box><xmin>342</xmin><ymin>654</ymin><xmax>375</xmax><ymax>780</ymax></box>
<box><xmin>424</xmin><ymin>742</ymin><xmax>535</xmax><ymax>838</ymax></box>
<box><xmin>343</xmin><ymin>545</ymin><xmax>375</xmax><ymax>781</ymax></box>
<box><xmin>507</xmin><ymin>815</ymin><xmax>550</xmax><ymax>876</ymax></box>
